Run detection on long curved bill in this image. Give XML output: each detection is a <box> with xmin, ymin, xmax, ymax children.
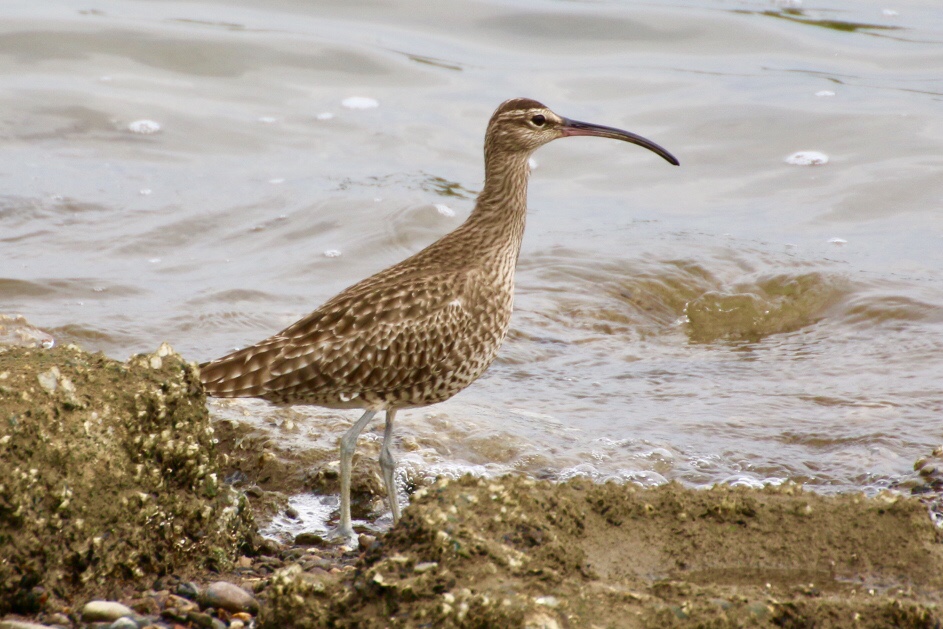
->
<box><xmin>561</xmin><ymin>118</ymin><xmax>679</xmax><ymax>166</ymax></box>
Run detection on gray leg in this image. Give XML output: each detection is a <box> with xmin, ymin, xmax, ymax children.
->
<box><xmin>338</xmin><ymin>409</ymin><xmax>376</xmax><ymax>539</ymax></box>
<box><xmin>379</xmin><ymin>408</ymin><xmax>401</xmax><ymax>524</ymax></box>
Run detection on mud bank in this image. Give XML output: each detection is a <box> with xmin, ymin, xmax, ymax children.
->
<box><xmin>1</xmin><ymin>343</ymin><xmax>941</xmax><ymax>628</ymax></box>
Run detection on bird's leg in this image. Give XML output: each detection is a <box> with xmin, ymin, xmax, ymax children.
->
<box><xmin>338</xmin><ymin>409</ymin><xmax>376</xmax><ymax>539</ymax></box>
<box><xmin>378</xmin><ymin>408</ymin><xmax>401</xmax><ymax>524</ymax></box>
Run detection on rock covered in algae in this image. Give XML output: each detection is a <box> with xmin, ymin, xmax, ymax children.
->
<box><xmin>0</xmin><ymin>342</ymin><xmax>255</xmax><ymax>615</ymax></box>
<box><xmin>263</xmin><ymin>475</ymin><xmax>943</xmax><ymax>629</ymax></box>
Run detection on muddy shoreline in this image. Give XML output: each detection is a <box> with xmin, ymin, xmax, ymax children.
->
<box><xmin>1</xmin><ymin>343</ymin><xmax>941</xmax><ymax>628</ymax></box>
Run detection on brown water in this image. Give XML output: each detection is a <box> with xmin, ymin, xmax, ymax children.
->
<box><xmin>3</xmin><ymin>0</ymin><xmax>943</xmax><ymax>503</ymax></box>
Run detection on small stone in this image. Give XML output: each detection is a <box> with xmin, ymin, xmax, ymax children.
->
<box><xmin>358</xmin><ymin>533</ymin><xmax>376</xmax><ymax>548</ymax></box>
<box><xmin>165</xmin><ymin>593</ymin><xmax>199</xmax><ymax>613</ymax></box>
<box><xmin>294</xmin><ymin>532</ymin><xmax>325</xmax><ymax>546</ymax></box>
<box><xmin>186</xmin><ymin>610</ymin><xmax>217</xmax><ymax>628</ymax></box>
<box><xmin>524</xmin><ymin>611</ymin><xmax>561</xmax><ymax>629</ymax></box>
<box><xmin>82</xmin><ymin>600</ymin><xmax>135</xmax><ymax>622</ymax></box>
<box><xmin>47</xmin><ymin>613</ymin><xmax>71</xmax><ymax>626</ymax></box>
<box><xmin>199</xmin><ymin>582</ymin><xmax>259</xmax><ymax>615</ymax></box>
<box><xmin>160</xmin><ymin>606</ymin><xmax>188</xmax><ymax>624</ymax></box>
<box><xmin>0</xmin><ymin>620</ymin><xmax>56</xmax><ymax>629</ymax></box>
<box><xmin>128</xmin><ymin>597</ymin><xmax>160</xmax><ymax>615</ymax></box>
<box><xmin>414</xmin><ymin>561</ymin><xmax>438</xmax><ymax>573</ymax></box>
<box><xmin>285</xmin><ymin>506</ymin><xmax>299</xmax><ymax>519</ymax></box>
<box><xmin>229</xmin><ymin>622</ymin><xmax>245</xmax><ymax>629</ymax></box>
<box><xmin>109</xmin><ymin>618</ymin><xmax>138</xmax><ymax>629</ymax></box>
<box><xmin>37</xmin><ymin>367</ymin><xmax>60</xmax><ymax>393</ymax></box>
<box><xmin>176</xmin><ymin>581</ymin><xmax>200</xmax><ymax>600</ymax></box>
<box><xmin>231</xmin><ymin>612</ymin><xmax>253</xmax><ymax>621</ymax></box>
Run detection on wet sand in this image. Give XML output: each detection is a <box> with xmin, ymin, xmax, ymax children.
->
<box><xmin>1</xmin><ymin>343</ymin><xmax>941</xmax><ymax>628</ymax></box>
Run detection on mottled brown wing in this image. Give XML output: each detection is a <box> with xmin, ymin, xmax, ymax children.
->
<box><xmin>201</xmin><ymin>268</ymin><xmax>479</xmax><ymax>405</ymax></box>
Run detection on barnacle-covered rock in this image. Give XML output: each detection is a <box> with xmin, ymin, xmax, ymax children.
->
<box><xmin>0</xmin><ymin>343</ymin><xmax>255</xmax><ymax>614</ymax></box>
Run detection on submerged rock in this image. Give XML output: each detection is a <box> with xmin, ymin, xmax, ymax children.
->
<box><xmin>0</xmin><ymin>343</ymin><xmax>256</xmax><ymax>615</ymax></box>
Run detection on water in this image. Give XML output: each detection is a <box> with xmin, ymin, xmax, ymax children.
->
<box><xmin>3</xmin><ymin>0</ymin><xmax>943</xmax><ymax>499</ymax></box>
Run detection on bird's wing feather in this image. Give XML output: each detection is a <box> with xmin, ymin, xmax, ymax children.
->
<box><xmin>201</xmin><ymin>267</ymin><xmax>481</xmax><ymax>403</ymax></box>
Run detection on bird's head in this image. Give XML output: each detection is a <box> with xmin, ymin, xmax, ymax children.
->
<box><xmin>484</xmin><ymin>97</ymin><xmax>679</xmax><ymax>166</ymax></box>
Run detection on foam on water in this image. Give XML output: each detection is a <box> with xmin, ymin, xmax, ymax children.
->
<box><xmin>785</xmin><ymin>151</ymin><xmax>828</xmax><ymax>165</ymax></box>
<box><xmin>262</xmin><ymin>493</ymin><xmax>336</xmax><ymax>540</ymax></box>
<box><xmin>128</xmin><ymin>119</ymin><xmax>161</xmax><ymax>134</ymax></box>
<box><xmin>342</xmin><ymin>97</ymin><xmax>379</xmax><ymax>110</ymax></box>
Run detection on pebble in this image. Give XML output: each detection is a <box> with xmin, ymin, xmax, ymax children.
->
<box><xmin>187</xmin><ymin>610</ymin><xmax>225</xmax><ymax>629</ymax></box>
<box><xmin>37</xmin><ymin>367</ymin><xmax>59</xmax><ymax>394</ymax></box>
<box><xmin>175</xmin><ymin>581</ymin><xmax>200</xmax><ymax>600</ymax></box>
<box><xmin>414</xmin><ymin>561</ymin><xmax>438</xmax><ymax>573</ymax></box>
<box><xmin>0</xmin><ymin>620</ymin><xmax>55</xmax><ymax>629</ymax></box>
<box><xmin>128</xmin><ymin>597</ymin><xmax>160</xmax><ymax>616</ymax></box>
<box><xmin>165</xmin><ymin>594</ymin><xmax>198</xmax><ymax>613</ymax></box>
<box><xmin>199</xmin><ymin>582</ymin><xmax>259</xmax><ymax>615</ymax></box>
<box><xmin>82</xmin><ymin>601</ymin><xmax>134</xmax><ymax>622</ymax></box>
<box><xmin>524</xmin><ymin>612</ymin><xmax>560</xmax><ymax>629</ymax></box>
<box><xmin>108</xmin><ymin>618</ymin><xmax>138</xmax><ymax>629</ymax></box>
<box><xmin>294</xmin><ymin>532</ymin><xmax>325</xmax><ymax>546</ymax></box>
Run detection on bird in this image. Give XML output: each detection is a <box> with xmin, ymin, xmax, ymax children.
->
<box><xmin>200</xmin><ymin>98</ymin><xmax>679</xmax><ymax>539</ymax></box>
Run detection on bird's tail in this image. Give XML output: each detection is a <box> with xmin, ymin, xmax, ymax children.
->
<box><xmin>200</xmin><ymin>339</ymin><xmax>284</xmax><ymax>398</ymax></box>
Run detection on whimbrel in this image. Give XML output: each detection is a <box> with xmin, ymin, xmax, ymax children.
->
<box><xmin>200</xmin><ymin>98</ymin><xmax>678</xmax><ymax>538</ymax></box>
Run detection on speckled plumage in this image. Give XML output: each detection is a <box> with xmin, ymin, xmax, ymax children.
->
<box><xmin>200</xmin><ymin>98</ymin><xmax>678</xmax><ymax>538</ymax></box>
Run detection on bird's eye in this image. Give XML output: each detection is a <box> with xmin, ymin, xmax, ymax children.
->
<box><xmin>531</xmin><ymin>114</ymin><xmax>546</xmax><ymax>127</ymax></box>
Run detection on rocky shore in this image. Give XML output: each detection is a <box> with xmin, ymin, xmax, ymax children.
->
<box><xmin>1</xmin><ymin>342</ymin><xmax>941</xmax><ymax>628</ymax></box>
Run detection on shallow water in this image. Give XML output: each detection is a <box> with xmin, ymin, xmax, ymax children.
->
<box><xmin>3</xmin><ymin>0</ymin><xmax>943</xmax><ymax>499</ymax></box>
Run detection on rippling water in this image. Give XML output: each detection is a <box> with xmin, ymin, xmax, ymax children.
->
<box><xmin>3</xmin><ymin>0</ymin><xmax>942</xmax><ymax>496</ymax></box>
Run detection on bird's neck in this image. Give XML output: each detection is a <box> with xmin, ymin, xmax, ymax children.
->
<box><xmin>461</xmin><ymin>150</ymin><xmax>532</xmax><ymax>262</ymax></box>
